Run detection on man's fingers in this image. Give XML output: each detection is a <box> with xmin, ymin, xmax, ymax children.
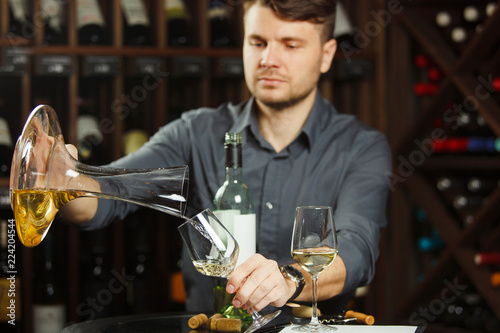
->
<box><xmin>66</xmin><ymin>144</ymin><xmax>78</xmax><ymax>160</ymax></box>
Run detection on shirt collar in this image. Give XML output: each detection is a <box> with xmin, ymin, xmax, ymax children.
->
<box><xmin>228</xmin><ymin>90</ymin><xmax>336</xmax><ymax>152</ymax></box>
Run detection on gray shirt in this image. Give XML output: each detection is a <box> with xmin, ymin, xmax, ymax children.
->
<box><xmin>81</xmin><ymin>91</ymin><xmax>392</xmax><ymax>312</ymax></box>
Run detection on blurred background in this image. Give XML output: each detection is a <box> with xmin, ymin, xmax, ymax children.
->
<box><xmin>0</xmin><ymin>0</ymin><xmax>499</xmax><ymax>332</ymax></box>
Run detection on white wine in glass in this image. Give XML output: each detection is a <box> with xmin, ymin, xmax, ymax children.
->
<box><xmin>178</xmin><ymin>209</ymin><xmax>281</xmax><ymax>333</ymax></box>
<box><xmin>291</xmin><ymin>206</ymin><xmax>338</xmax><ymax>331</ymax></box>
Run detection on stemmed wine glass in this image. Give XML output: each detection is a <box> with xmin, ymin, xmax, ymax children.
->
<box><xmin>291</xmin><ymin>206</ymin><xmax>338</xmax><ymax>331</ymax></box>
<box><xmin>178</xmin><ymin>209</ymin><xmax>281</xmax><ymax>333</ymax></box>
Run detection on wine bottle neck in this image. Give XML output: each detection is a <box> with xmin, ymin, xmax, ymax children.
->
<box><xmin>225</xmin><ymin>166</ymin><xmax>243</xmax><ymax>182</ymax></box>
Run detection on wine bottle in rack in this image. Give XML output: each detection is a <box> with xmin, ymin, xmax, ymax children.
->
<box><xmin>77</xmin><ymin>111</ymin><xmax>104</xmax><ymax>165</ymax></box>
<box><xmin>491</xmin><ymin>272</ymin><xmax>500</xmax><ymax>287</ymax></box>
<box><xmin>77</xmin><ymin>0</ymin><xmax>107</xmax><ymax>45</ymax></box>
<box><xmin>165</xmin><ymin>0</ymin><xmax>190</xmax><ymax>46</ymax></box>
<box><xmin>208</xmin><ymin>0</ymin><xmax>232</xmax><ymax>47</ymax></box>
<box><xmin>42</xmin><ymin>0</ymin><xmax>67</xmax><ymax>45</ymax></box>
<box><xmin>467</xmin><ymin>176</ymin><xmax>500</xmax><ymax>195</ymax></box>
<box><xmin>7</xmin><ymin>0</ymin><xmax>32</xmax><ymax>38</ymax></box>
<box><xmin>122</xmin><ymin>0</ymin><xmax>151</xmax><ymax>46</ymax></box>
<box><xmin>213</xmin><ymin>132</ymin><xmax>255</xmax><ymax>323</ymax></box>
<box><xmin>33</xmin><ymin>233</ymin><xmax>66</xmax><ymax>333</ymax></box>
<box><xmin>417</xmin><ymin>229</ymin><xmax>444</xmax><ymax>252</ymax></box>
<box><xmin>122</xmin><ymin>107</ymin><xmax>149</xmax><ymax>156</ymax></box>
<box><xmin>334</xmin><ymin>1</ymin><xmax>357</xmax><ymax>51</ymax></box>
<box><xmin>474</xmin><ymin>251</ymin><xmax>500</xmax><ymax>266</ymax></box>
<box><xmin>80</xmin><ymin>230</ymin><xmax>114</xmax><ymax>319</ymax></box>
<box><xmin>486</xmin><ymin>2</ymin><xmax>497</xmax><ymax>17</ymax></box>
<box><xmin>436</xmin><ymin>176</ymin><xmax>465</xmax><ymax>192</ymax></box>
<box><xmin>125</xmin><ymin>223</ymin><xmax>158</xmax><ymax>314</ymax></box>
<box><xmin>414</xmin><ymin>82</ymin><xmax>439</xmax><ymax>96</ymax></box>
<box><xmin>0</xmin><ymin>117</ymin><xmax>13</xmax><ymax>177</ymax></box>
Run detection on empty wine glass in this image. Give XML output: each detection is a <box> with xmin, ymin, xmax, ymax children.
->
<box><xmin>291</xmin><ymin>206</ymin><xmax>338</xmax><ymax>331</ymax></box>
<box><xmin>178</xmin><ymin>209</ymin><xmax>281</xmax><ymax>333</ymax></box>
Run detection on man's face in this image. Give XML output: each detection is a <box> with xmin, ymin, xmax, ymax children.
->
<box><xmin>243</xmin><ymin>4</ymin><xmax>336</xmax><ymax>110</ymax></box>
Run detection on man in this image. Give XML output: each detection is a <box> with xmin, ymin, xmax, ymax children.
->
<box><xmin>62</xmin><ymin>0</ymin><xmax>391</xmax><ymax>314</ymax></box>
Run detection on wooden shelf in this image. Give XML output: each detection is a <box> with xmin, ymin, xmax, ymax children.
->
<box><xmin>388</xmin><ymin>0</ymin><xmax>500</xmax><ymax>329</ymax></box>
<box><xmin>0</xmin><ymin>1</ymin><xmax>387</xmax><ymax>331</ymax></box>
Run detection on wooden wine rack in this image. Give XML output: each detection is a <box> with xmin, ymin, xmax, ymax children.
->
<box><xmin>0</xmin><ymin>1</ymin><xmax>387</xmax><ymax>332</ymax></box>
<box><xmin>388</xmin><ymin>0</ymin><xmax>500</xmax><ymax>332</ymax></box>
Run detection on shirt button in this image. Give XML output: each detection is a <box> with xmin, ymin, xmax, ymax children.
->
<box><xmin>265</xmin><ymin>202</ymin><xmax>274</xmax><ymax>210</ymax></box>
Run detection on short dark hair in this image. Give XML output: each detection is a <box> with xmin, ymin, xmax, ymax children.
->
<box><xmin>243</xmin><ymin>0</ymin><xmax>337</xmax><ymax>42</ymax></box>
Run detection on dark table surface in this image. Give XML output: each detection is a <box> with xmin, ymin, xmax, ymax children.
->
<box><xmin>61</xmin><ymin>310</ymin><xmax>302</xmax><ymax>333</ymax></box>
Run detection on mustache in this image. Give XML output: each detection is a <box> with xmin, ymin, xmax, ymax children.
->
<box><xmin>257</xmin><ymin>69</ymin><xmax>287</xmax><ymax>81</ymax></box>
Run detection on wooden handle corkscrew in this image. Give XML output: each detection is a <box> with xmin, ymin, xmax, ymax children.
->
<box><xmin>345</xmin><ymin>310</ymin><xmax>375</xmax><ymax>325</ymax></box>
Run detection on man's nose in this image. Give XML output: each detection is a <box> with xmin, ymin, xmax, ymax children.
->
<box><xmin>260</xmin><ymin>44</ymin><xmax>280</xmax><ymax>68</ymax></box>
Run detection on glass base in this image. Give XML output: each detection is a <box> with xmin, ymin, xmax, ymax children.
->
<box><xmin>292</xmin><ymin>323</ymin><xmax>337</xmax><ymax>331</ymax></box>
<box><xmin>244</xmin><ymin>310</ymin><xmax>281</xmax><ymax>333</ymax></box>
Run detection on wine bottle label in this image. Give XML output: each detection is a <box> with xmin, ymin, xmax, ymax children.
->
<box><xmin>214</xmin><ymin>210</ymin><xmax>256</xmax><ymax>267</ymax></box>
<box><xmin>33</xmin><ymin>304</ymin><xmax>66</xmax><ymax>333</ymax></box>
<box><xmin>8</xmin><ymin>0</ymin><xmax>29</xmax><ymax>22</ymax></box>
<box><xmin>122</xmin><ymin>0</ymin><xmax>150</xmax><ymax>27</ymax></box>
<box><xmin>123</xmin><ymin>129</ymin><xmax>149</xmax><ymax>155</ymax></box>
<box><xmin>0</xmin><ymin>118</ymin><xmax>13</xmax><ymax>147</ymax></box>
<box><xmin>165</xmin><ymin>0</ymin><xmax>188</xmax><ymax>20</ymax></box>
<box><xmin>334</xmin><ymin>2</ymin><xmax>354</xmax><ymax>39</ymax></box>
<box><xmin>42</xmin><ymin>0</ymin><xmax>65</xmax><ymax>32</ymax></box>
<box><xmin>77</xmin><ymin>115</ymin><xmax>103</xmax><ymax>143</ymax></box>
<box><xmin>77</xmin><ymin>0</ymin><xmax>105</xmax><ymax>29</ymax></box>
<box><xmin>208</xmin><ymin>1</ymin><xmax>228</xmax><ymax>20</ymax></box>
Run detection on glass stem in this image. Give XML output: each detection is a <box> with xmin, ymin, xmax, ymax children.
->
<box><xmin>250</xmin><ymin>307</ymin><xmax>261</xmax><ymax>320</ymax></box>
<box><xmin>310</xmin><ymin>275</ymin><xmax>320</xmax><ymax>325</ymax></box>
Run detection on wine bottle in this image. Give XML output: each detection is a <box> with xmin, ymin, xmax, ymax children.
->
<box><xmin>125</xmin><ymin>223</ymin><xmax>159</xmax><ymax>313</ymax></box>
<box><xmin>165</xmin><ymin>0</ymin><xmax>190</xmax><ymax>46</ymax></box>
<box><xmin>122</xmin><ymin>108</ymin><xmax>149</xmax><ymax>156</ymax></box>
<box><xmin>486</xmin><ymin>2</ymin><xmax>497</xmax><ymax>17</ymax></box>
<box><xmin>80</xmin><ymin>230</ymin><xmax>113</xmax><ymax>319</ymax></box>
<box><xmin>33</xmin><ymin>233</ymin><xmax>66</xmax><ymax>333</ymax></box>
<box><xmin>436</xmin><ymin>176</ymin><xmax>465</xmax><ymax>192</ymax></box>
<box><xmin>122</xmin><ymin>0</ymin><xmax>151</xmax><ymax>46</ymax></box>
<box><xmin>414</xmin><ymin>82</ymin><xmax>439</xmax><ymax>96</ymax></box>
<box><xmin>42</xmin><ymin>0</ymin><xmax>67</xmax><ymax>45</ymax></box>
<box><xmin>0</xmin><ymin>117</ymin><xmax>13</xmax><ymax>178</ymax></box>
<box><xmin>77</xmin><ymin>0</ymin><xmax>107</xmax><ymax>45</ymax></box>
<box><xmin>208</xmin><ymin>0</ymin><xmax>232</xmax><ymax>47</ymax></box>
<box><xmin>492</xmin><ymin>77</ymin><xmax>500</xmax><ymax>92</ymax></box>
<box><xmin>334</xmin><ymin>1</ymin><xmax>357</xmax><ymax>51</ymax></box>
<box><xmin>467</xmin><ymin>176</ymin><xmax>499</xmax><ymax>195</ymax></box>
<box><xmin>8</xmin><ymin>0</ymin><xmax>32</xmax><ymax>38</ymax></box>
<box><xmin>491</xmin><ymin>272</ymin><xmax>500</xmax><ymax>287</ymax></box>
<box><xmin>213</xmin><ymin>132</ymin><xmax>255</xmax><ymax>323</ymax></box>
<box><xmin>214</xmin><ymin>133</ymin><xmax>256</xmax><ymax>266</ymax></box>
<box><xmin>474</xmin><ymin>252</ymin><xmax>500</xmax><ymax>266</ymax></box>
<box><xmin>433</xmin><ymin>137</ymin><xmax>500</xmax><ymax>153</ymax></box>
<box><xmin>417</xmin><ymin>229</ymin><xmax>444</xmax><ymax>252</ymax></box>
<box><xmin>77</xmin><ymin>112</ymin><xmax>103</xmax><ymax>164</ymax></box>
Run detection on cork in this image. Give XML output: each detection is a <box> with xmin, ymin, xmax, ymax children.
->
<box><xmin>188</xmin><ymin>313</ymin><xmax>208</xmax><ymax>329</ymax></box>
<box><xmin>207</xmin><ymin>313</ymin><xmax>224</xmax><ymax>329</ymax></box>
<box><xmin>212</xmin><ymin>318</ymin><xmax>241</xmax><ymax>332</ymax></box>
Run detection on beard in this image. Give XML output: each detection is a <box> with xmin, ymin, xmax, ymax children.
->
<box><xmin>251</xmin><ymin>69</ymin><xmax>318</xmax><ymax>111</ymax></box>
<box><xmin>257</xmin><ymin>86</ymin><xmax>316</xmax><ymax>111</ymax></box>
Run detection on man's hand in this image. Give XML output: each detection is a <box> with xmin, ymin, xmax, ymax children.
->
<box><xmin>226</xmin><ymin>254</ymin><xmax>296</xmax><ymax>312</ymax></box>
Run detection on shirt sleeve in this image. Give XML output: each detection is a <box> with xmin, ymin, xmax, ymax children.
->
<box><xmin>333</xmin><ymin>131</ymin><xmax>392</xmax><ymax>295</ymax></box>
<box><xmin>79</xmin><ymin>116</ymin><xmax>192</xmax><ymax>231</ymax></box>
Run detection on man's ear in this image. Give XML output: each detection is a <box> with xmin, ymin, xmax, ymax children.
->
<box><xmin>320</xmin><ymin>39</ymin><xmax>337</xmax><ymax>74</ymax></box>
